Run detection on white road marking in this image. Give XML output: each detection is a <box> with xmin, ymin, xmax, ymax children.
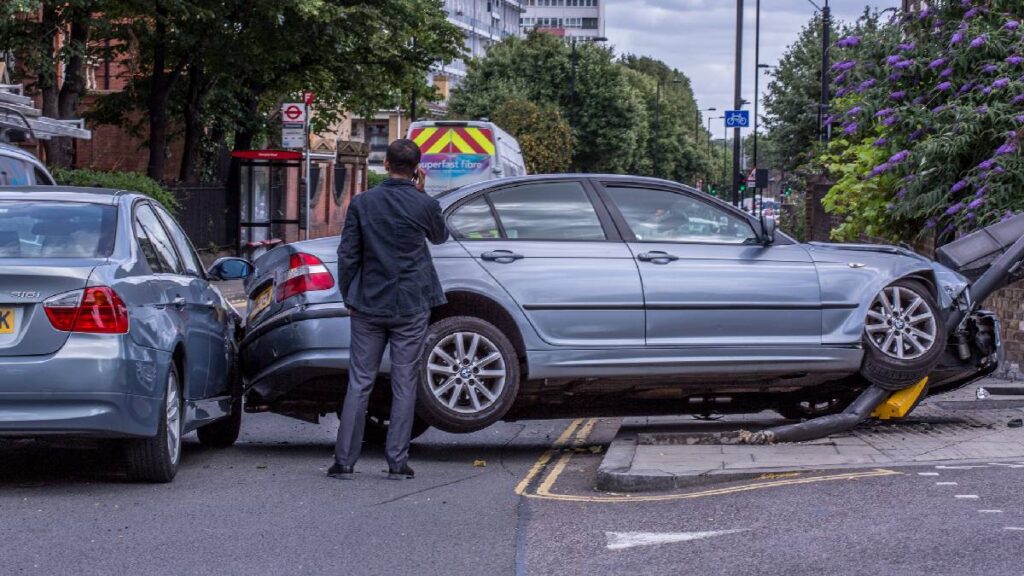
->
<box><xmin>954</xmin><ymin>495</ymin><xmax>980</xmax><ymax>499</ymax></box>
<box><xmin>988</xmin><ymin>463</ymin><xmax>1024</xmax><ymax>468</ymax></box>
<box><xmin>936</xmin><ymin>465</ymin><xmax>990</xmax><ymax>470</ymax></box>
<box><xmin>978</xmin><ymin>510</ymin><xmax>1003</xmax><ymax>513</ymax></box>
<box><xmin>1003</xmin><ymin>527</ymin><xmax>1024</xmax><ymax>531</ymax></box>
<box><xmin>605</xmin><ymin>530</ymin><xmax>749</xmax><ymax>551</ymax></box>
<box><xmin>917</xmin><ymin>472</ymin><xmax>939</xmax><ymax>476</ymax></box>
<box><xmin>936</xmin><ymin>482</ymin><xmax>958</xmax><ymax>486</ymax></box>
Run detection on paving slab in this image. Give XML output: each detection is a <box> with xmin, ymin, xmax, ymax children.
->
<box><xmin>597</xmin><ymin>379</ymin><xmax>1024</xmax><ymax>492</ymax></box>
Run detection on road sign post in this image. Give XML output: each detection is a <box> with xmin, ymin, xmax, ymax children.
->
<box><xmin>281</xmin><ymin>101</ymin><xmax>312</xmax><ymax>239</ymax></box>
<box><xmin>724</xmin><ymin>110</ymin><xmax>750</xmax><ymax>128</ymax></box>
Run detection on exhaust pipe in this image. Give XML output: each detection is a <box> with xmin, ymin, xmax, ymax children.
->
<box><xmin>738</xmin><ymin>386</ymin><xmax>890</xmax><ymax>444</ymax></box>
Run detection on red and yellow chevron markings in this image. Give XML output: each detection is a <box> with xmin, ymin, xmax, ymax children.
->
<box><xmin>411</xmin><ymin>126</ymin><xmax>495</xmax><ymax>155</ymax></box>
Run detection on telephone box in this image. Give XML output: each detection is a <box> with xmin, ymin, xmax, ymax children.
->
<box><xmin>231</xmin><ymin>150</ymin><xmax>303</xmax><ymax>259</ymax></box>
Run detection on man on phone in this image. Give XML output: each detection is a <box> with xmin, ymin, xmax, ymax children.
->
<box><xmin>329</xmin><ymin>138</ymin><xmax>449</xmax><ymax>480</ymax></box>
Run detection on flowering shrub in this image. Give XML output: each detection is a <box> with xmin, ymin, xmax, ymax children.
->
<box><xmin>819</xmin><ymin>0</ymin><xmax>1023</xmax><ymax>244</ymax></box>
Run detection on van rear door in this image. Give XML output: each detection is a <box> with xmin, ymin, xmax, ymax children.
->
<box><xmin>410</xmin><ymin>124</ymin><xmax>496</xmax><ymax>195</ymax></box>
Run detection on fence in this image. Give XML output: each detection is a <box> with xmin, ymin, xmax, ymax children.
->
<box><xmin>166</xmin><ymin>183</ymin><xmax>236</xmax><ymax>253</ymax></box>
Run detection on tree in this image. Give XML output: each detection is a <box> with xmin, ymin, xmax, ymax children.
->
<box><xmin>492</xmin><ymin>99</ymin><xmax>572</xmax><ymax>174</ymax></box>
<box><xmin>820</xmin><ymin>1</ymin><xmax>1024</xmax><ymax>245</ymax></box>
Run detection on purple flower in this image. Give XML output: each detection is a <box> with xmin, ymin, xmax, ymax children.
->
<box><xmin>1005</xmin><ymin>20</ymin><xmax>1021</xmax><ymax>31</ymax></box>
<box><xmin>976</xmin><ymin>105</ymin><xmax>989</xmax><ymax>114</ymax></box>
<box><xmin>936</xmin><ymin>81</ymin><xmax>953</xmax><ymax>91</ymax></box>
<box><xmin>958</xmin><ymin>82</ymin><xmax>974</xmax><ymax>95</ymax></box>
<box><xmin>912</xmin><ymin>95</ymin><xmax>926</xmax><ymax>105</ymax></box>
<box><xmin>970</xmin><ymin>35</ymin><xmax>987</xmax><ymax>49</ymax></box>
<box><xmin>846</xmin><ymin>106</ymin><xmax>862</xmax><ymax>116</ymax></box>
<box><xmin>968</xmin><ymin>197</ymin><xmax>985</xmax><ymax>210</ymax></box>
<box><xmin>946</xmin><ymin>202</ymin><xmax>965</xmax><ymax>215</ymax></box>
<box><xmin>992</xmin><ymin>77</ymin><xmax>1010</xmax><ymax>89</ymax></box>
<box><xmin>889</xmin><ymin>150</ymin><xmax>911</xmax><ymax>164</ymax></box>
<box><xmin>951</xmin><ymin>179</ymin><xmax>968</xmax><ymax>193</ymax></box>
<box><xmin>979</xmin><ymin>158</ymin><xmax>996</xmax><ymax>170</ymax></box>
<box><xmin>940</xmin><ymin>67</ymin><xmax>953</xmax><ymax>78</ymax></box>
<box><xmin>1016</xmin><ymin>114</ymin><xmax>1024</xmax><ymax>123</ymax></box>
<box><xmin>890</xmin><ymin>90</ymin><xmax>906</xmax><ymax>101</ymax></box>
<box><xmin>837</xmin><ymin>36</ymin><xmax>860</xmax><ymax>48</ymax></box>
<box><xmin>833</xmin><ymin>72</ymin><xmax>849</xmax><ymax>84</ymax></box>
<box><xmin>950</xmin><ymin>31</ymin><xmax>965</xmax><ymax>45</ymax></box>
<box><xmin>835</xmin><ymin>86</ymin><xmax>850</xmax><ymax>97</ymax></box>
<box><xmin>882</xmin><ymin>114</ymin><xmax>900</xmax><ymax>126</ymax></box>
<box><xmin>976</xmin><ymin>186</ymin><xmax>987</xmax><ymax>197</ymax></box>
<box><xmin>996</xmin><ymin>141</ymin><xmax>1018</xmax><ymax>155</ymax></box>
<box><xmin>832</xmin><ymin>60</ymin><xmax>856</xmax><ymax>72</ymax></box>
<box><xmin>842</xmin><ymin>122</ymin><xmax>858</xmax><ymax>135</ymax></box>
<box><xmin>898</xmin><ymin>42</ymin><xmax>916</xmax><ymax>52</ymax></box>
<box><xmin>886</xmin><ymin>55</ymin><xmax>903</xmax><ymax>66</ymax></box>
<box><xmin>966</xmin><ymin>212</ymin><xmax>977</xmax><ymax>221</ymax></box>
<box><xmin>822</xmin><ymin>115</ymin><xmax>835</xmax><ymax>125</ymax></box>
<box><xmin>983</xmin><ymin>64</ymin><xmax>999</xmax><ymax>74</ymax></box>
<box><xmin>964</xmin><ymin>7</ymin><xmax>980</xmax><ymax>19</ymax></box>
<box><xmin>993</xmin><ymin>166</ymin><xmax>1007</xmax><ymax>175</ymax></box>
<box><xmin>929</xmin><ymin>58</ymin><xmax>946</xmax><ymax>69</ymax></box>
<box><xmin>983</xmin><ymin>87</ymin><xmax>993</xmax><ymax>95</ymax></box>
<box><xmin>859</xmin><ymin>78</ymin><xmax>877</xmax><ymax>90</ymax></box>
<box><xmin>904</xmin><ymin>174</ymin><xmax>917</xmax><ymax>183</ymax></box>
<box><xmin>897</xmin><ymin>188</ymin><xmax>907</xmax><ymax>199</ymax></box>
<box><xmin>926</xmin><ymin>218</ymin><xmax>936</xmax><ymax>229</ymax></box>
<box><xmin>909</xmin><ymin>128</ymin><xmax>925</xmax><ymax>141</ymax></box>
<box><xmin>868</xmin><ymin>163</ymin><xmax>892</xmax><ymax>178</ymax></box>
<box><xmin>894</xmin><ymin>59</ymin><xmax>914</xmax><ymax>69</ymax></box>
<box><xmin>1012</xmin><ymin>94</ymin><xmax>1024</xmax><ymax>105</ymax></box>
<box><xmin>1007</xmin><ymin>55</ymin><xmax>1024</xmax><ymax>65</ymax></box>
<box><xmin>872</xmin><ymin>137</ymin><xmax>889</xmax><ymax>147</ymax></box>
<box><xmin>889</xmin><ymin>72</ymin><xmax>904</xmax><ymax>82</ymax></box>
<box><xmin>874</xmin><ymin>107</ymin><xmax>894</xmax><ymax>118</ymax></box>
<box><xmin>932</xmin><ymin>104</ymin><xmax>948</xmax><ymax>113</ymax></box>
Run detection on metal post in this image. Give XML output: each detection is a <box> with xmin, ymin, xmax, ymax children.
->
<box><xmin>821</xmin><ymin>1</ymin><xmax>831</xmax><ymax>144</ymax></box>
<box><xmin>653</xmin><ymin>80</ymin><xmax>662</xmax><ymax>178</ymax></box>
<box><xmin>753</xmin><ymin>0</ymin><xmax>761</xmax><ymax>215</ymax></box>
<box><xmin>722</xmin><ymin>122</ymin><xmax>728</xmax><ymax>196</ymax></box>
<box><xmin>569</xmin><ymin>38</ymin><xmax>577</xmax><ymax>128</ymax></box>
<box><xmin>731</xmin><ymin>0</ymin><xmax>744</xmax><ymax>207</ymax></box>
<box><xmin>304</xmin><ymin>101</ymin><xmax>311</xmax><ymax>240</ymax></box>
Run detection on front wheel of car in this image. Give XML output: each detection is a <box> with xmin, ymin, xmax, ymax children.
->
<box><xmin>125</xmin><ymin>364</ymin><xmax>183</xmax><ymax>483</ymax></box>
<box><xmin>860</xmin><ymin>279</ymin><xmax>946</xmax><ymax>391</ymax></box>
<box><xmin>416</xmin><ymin>316</ymin><xmax>521</xmax><ymax>433</ymax></box>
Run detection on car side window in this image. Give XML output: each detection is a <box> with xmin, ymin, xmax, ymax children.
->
<box><xmin>604</xmin><ymin>186</ymin><xmax>756</xmax><ymax>244</ymax></box>
<box><xmin>448</xmin><ymin>196</ymin><xmax>501</xmax><ymax>239</ymax></box>
<box><xmin>487</xmin><ymin>182</ymin><xmax>606</xmax><ymax>241</ymax></box>
<box><xmin>33</xmin><ymin>167</ymin><xmax>54</xmax><ymax>185</ymax></box>
<box><xmin>134</xmin><ymin>203</ymin><xmax>183</xmax><ymax>274</ymax></box>
<box><xmin>153</xmin><ymin>205</ymin><xmax>203</xmax><ymax>277</ymax></box>
<box><xmin>0</xmin><ymin>156</ymin><xmax>32</xmax><ymax>186</ymax></box>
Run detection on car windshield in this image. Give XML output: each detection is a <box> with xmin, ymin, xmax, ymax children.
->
<box><xmin>0</xmin><ymin>201</ymin><xmax>117</xmax><ymax>258</ymax></box>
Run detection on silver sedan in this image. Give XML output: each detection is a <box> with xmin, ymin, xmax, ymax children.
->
<box><xmin>239</xmin><ymin>175</ymin><xmax>1005</xmax><ymax>438</ymax></box>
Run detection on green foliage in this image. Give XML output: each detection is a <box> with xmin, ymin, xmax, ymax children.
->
<box><xmin>779</xmin><ymin>188</ymin><xmax>808</xmax><ymax>242</ymax></box>
<box><xmin>366</xmin><ymin>171</ymin><xmax>388</xmax><ymax>188</ymax></box>
<box><xmin>819</xmin><ymin>1</ymin><xmax>1024</xmax><ymax>244</ymax></box>
<box><xmin>492</xmin><ymin>99</ymin><xmax>573</xmax><ymax>174</ymax></box>
<box><xmin>50</xmin><ymin>167</ymin><xmax>179</xmax><ymax>212</ymax></box>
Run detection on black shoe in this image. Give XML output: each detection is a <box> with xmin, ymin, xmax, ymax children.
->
<box><xmin>387</xmin><ymin>463</ymin><xmax>415</xmax><ymax>480</ymax></box>
<box><xmin>327</xmin><ymin>463</ymin><xmax>354</xmax><ymax>479</ymax></box>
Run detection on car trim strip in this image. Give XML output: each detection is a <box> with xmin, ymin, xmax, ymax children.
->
<box><xmin>522</xmin><ymin>302</ymin><xmax>858</xmax><ymax>311</ymax></box>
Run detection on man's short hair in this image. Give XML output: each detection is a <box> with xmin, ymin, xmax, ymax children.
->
<box><xmin>386</xmin><ymin>139</ymin><xmax>421</xmax><ymax>177</ymax></box>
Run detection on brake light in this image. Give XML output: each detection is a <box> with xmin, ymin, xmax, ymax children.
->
<box><xmin>275</xmin><ymin>253</ymin><xmax>335</xmax><ymax>302</ymax></box>
<box><xmin>43</xmin><ymin>287</ymin><xmax>129</xmax><ymax>334</ymax></box>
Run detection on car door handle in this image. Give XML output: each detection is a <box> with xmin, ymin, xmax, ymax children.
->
<box><xmin>636</xmin><ymin>251</ymin><xmax>680</xmax><ymax>263</ymax></box>
<box><xmin>481</xmin><ymin>250</ymin><xmax>524</xmax><ymax>262</ymax></box>
<box><xmin>171</xmin><ymin>296</ymin><xmax>187</xmax><ymax>308</ymax></box>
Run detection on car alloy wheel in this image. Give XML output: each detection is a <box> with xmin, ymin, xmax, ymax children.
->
<box><xmin>426</xmin><ymin>331</ymin><xmax>507</xmax><ymax>415</ymax></box>
<box><xmin>864</xmin><ymin>284</ymin><xmax>937</xmax><ymax>361</ymax></box>
<box><xmin>166</xmin><ymin>370</ymin><xmax>182</xmax><ymax>466</ymax></box>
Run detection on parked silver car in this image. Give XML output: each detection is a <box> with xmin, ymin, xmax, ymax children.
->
<box><xmin>239</xmin><ymin>175</ymin><xmax>1003</xmax><ymax>437</ymax></box>
<box><xmin>0</xmin><ymin>186</ymin><xmax>249</xmax><ymax>482</ymax></box>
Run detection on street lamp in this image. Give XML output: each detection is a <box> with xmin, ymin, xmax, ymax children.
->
<box><xmin>569</xmin><ymin>35</ymin><xmax>609</xmax><ymax>128</ymax></box>
<box><xmin>696</xmin><ymin>106</ymin><xmax>717</xmax><ymax>188</ymax></box>
<box><xmin>806</xmin><ymin>0</ymin><xmax>831</xmax><ymax>144</ymax></box>
<box><xmin>653</xmin><ymin>78</ymin><xmax>682</xmax><ymax>178</ymax></box>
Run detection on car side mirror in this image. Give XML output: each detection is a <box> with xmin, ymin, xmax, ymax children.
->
<box><xmin>208</xmin><ymin>257</ymin><xmax>253</xmax><ymax>281</ymax></box>
<box><xmin>759</xmin><ymin>215</ymin><xmax>777</xmax><ymax>245</ymax></box>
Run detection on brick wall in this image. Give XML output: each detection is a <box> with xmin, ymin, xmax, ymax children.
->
<box><xmin>73</xmin><ymin>94</ymin><xmax>184</xmax><ymax>181</ymax></box>
<box><xmin>985</xmin><ymin>284</ymin><xmax>1024</xmax><ymax>373</ymax></box>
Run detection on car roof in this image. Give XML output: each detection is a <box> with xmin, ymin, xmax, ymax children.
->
<box><xmin>438</xmin><ymin>173</ymin><xmax>713</xmax><ymax>207</ymax></box>
<box><xmin>0</xmin><ymin>185</ymin><xmax>138</xmax><ymax>205</ymax></box>
<box><xmin>0</xmin><ymin>142</ymin><xmax>46</xmax><ymax>164</ymax></box>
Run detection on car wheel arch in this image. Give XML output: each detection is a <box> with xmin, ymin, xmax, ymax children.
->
<box><xmin>432</xmin><ymin>290</ymin><xmax>527</xmax><ymax>367</ymax></box>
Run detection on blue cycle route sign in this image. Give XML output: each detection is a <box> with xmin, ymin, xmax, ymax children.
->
<box><xmin>724</xmin><ymin>110</ymin><xmax>750</xmax><ymax>128</ymax></box>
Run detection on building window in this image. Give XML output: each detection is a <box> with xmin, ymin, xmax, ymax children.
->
<box><xmin>582</xmin><ymin>17</ymin><xmax>599</xmax><ymax>29</ymax></box>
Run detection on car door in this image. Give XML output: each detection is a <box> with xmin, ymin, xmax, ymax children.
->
<box><xmin>133</xmin><ymin>203</ymin><xmax>208</xmax><ymax>401</ymax></box>
<box><xmin>597</xmin><ymin>182</ymin><xmax>821</xmax><ymax>347</ymax></box>
<box><xmin>447</xmin><ymin>179</ymin><xmax>644</xmax><ymax>347</ymax></box>
<box><xmin>153</xmin><ymin>204</ymin><xmax>231</xmax><ymax>399</ymax></box>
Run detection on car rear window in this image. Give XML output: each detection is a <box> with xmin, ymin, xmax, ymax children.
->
<box><xmin>0</xmin><ymin>201</ymin><xmax>117</xmax><ymax>258</ymax></box>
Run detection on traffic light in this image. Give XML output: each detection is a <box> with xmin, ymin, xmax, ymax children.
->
<box><xmin>784</xmin><ymin>185</ymin><xmax>793</xmax><ymax>197</ymax></box>
<box><xmin>709</xmin><ymin>186</ymin><xmax>717</xmax><ymax>196</ymax></box>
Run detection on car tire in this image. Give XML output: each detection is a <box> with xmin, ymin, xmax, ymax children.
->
<box><xmin>362</xmin><ymin>411</ymin><xmax>431</xmax><ymax>444</ymax></box>
<box><xmin>416</xmin><ymin>316</ymin><xmax>520</xmax><ymax>433</ymax></box>
<box><xmin>860</xmin><ymin>279</ymin><xmax>946</xmax><ymax>392</ymax></box>
<box><xmin>125</xmin><ymin>363</ymin><xmax>183</xmax><ymax>483</ymax></box>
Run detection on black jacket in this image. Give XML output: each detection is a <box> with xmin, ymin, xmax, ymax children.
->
<box><xmin>337</xmin><ymin>178</ymin><xmax>449</xmax><ymax>317</ymax></box>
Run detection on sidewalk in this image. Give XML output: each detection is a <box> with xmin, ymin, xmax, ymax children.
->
<box><xmin>213</xmin><ymin>280</ymin><xmax>248</xmax><ymax>310</ymax></box>
<box><xmin>597</xmin><ymin>379</ymin><xmax>1024</xmax><ymax>492</ymax></box>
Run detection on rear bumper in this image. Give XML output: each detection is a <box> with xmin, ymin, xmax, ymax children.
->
<box><xmin>0</xmin><ymin>333</ymin><xmax>169</xmax><ymax>437</ymax></box>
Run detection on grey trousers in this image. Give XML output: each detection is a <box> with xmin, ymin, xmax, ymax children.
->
<box><xmin>335</xmin><ymin>310</ymin><xmax>430</xmax><ymax>469</ymax></box>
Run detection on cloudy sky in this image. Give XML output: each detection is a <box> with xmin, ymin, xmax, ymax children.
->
<box><xmin>605</xmin><ymin>0</ymin><xmax>900</xmax><ymax>132</ymax></box>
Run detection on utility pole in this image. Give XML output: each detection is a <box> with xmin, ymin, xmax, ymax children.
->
<box><xmin>821</xmin><ymin>0</ymin><xmax>831</xmax><ymax>144</ymax></box>
<box><xmin>569</xmin><ymin>37</ymin><xmax>577</xmax><ymax>128</ymax></box>
<box><xmin>654</xmin><ymin>80</ymin><xmax>662</xmax><ymax>178</ymax></box>
<box><xmin>753</xmin><ymin>0</ymin><xmax>761</xmax><ymax>214</ymax></box>
<box><xmin>722</xmin><ymin>122</ymin><xmax>728</xmax><ymax>197</ymax></box>
<box><xmin>731</xmin><ymin>0</ymin><xmax>744</xmax><ymax>207</ymax></box>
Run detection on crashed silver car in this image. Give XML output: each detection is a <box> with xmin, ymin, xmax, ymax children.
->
<box><xmin>238</xmin><ymin>175</ymin><xmax>1014</xmax><ymax>437</ymax></box>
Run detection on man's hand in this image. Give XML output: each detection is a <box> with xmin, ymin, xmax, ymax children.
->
<box><xmin>414</xmin><ymin>166</ymin><xmax>427</xmax><ymax>192</ymax></box>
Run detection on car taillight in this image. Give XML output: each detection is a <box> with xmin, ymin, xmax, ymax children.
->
<box><xmin>43</xmin><ymin>286</ymin><xmax>130</xmax><ymax>334</ymax></box>
<box><xmin>275</xmin><ymin>253</ymin><xmax>335</xmax><ymax>302</ymax></box>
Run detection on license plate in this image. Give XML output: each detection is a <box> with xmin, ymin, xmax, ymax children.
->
<box><xmin>249</xmin><ymin>286</ymin><xmax>273</xmax><ymax>320</ymax></box>
<box><xmin>0</xmin><ymin>307</ymin><xmax>13</xmax><ymax>334</ymax></box>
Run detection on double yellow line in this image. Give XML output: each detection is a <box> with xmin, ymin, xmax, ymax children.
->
<box><xmin>515</xmin><ymin>418</ymin><xmax>901</xmax><ymax>503</ymax></box>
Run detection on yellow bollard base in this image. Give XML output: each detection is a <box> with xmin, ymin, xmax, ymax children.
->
<box><xmin>870</xmin><ymin>377</ymin><xmax>929</xmax><ymax>420</ymax></box>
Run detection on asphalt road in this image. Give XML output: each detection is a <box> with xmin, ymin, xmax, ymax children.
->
<box><xmin>2</xmin><ymin>412</ymin><xmax>1023</xmax><ymax>576</ymax></box>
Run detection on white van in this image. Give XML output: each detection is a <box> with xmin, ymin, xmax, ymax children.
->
<box><xmin>407</xmin><ymin>120</ymin><xmax>526</xmax><ymax>196</ymax></box>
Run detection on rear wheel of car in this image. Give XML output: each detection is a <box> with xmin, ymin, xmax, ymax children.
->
<box><xmin>125</xmin><ymin>364</ymin><xmax>182</xmax><ymax>483</ymax></box>
<box><xmin>860</xmin><ymin>279</ymin><xmax>946</xmax><ymax>391</ymax></box>
<box><xmin>362</xmin><ymin>411</ymin><xmax>431</xmax><ymax>444</ymax></box>
<box><xmin>196</xmin><ymin>362</ymin><xmax>242</xmax><ymax>448</ymax></box>
<box><xmin>416</xmin><ymin>316</ymin><xmax>520</xmax><ymax>433</ymax></box>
